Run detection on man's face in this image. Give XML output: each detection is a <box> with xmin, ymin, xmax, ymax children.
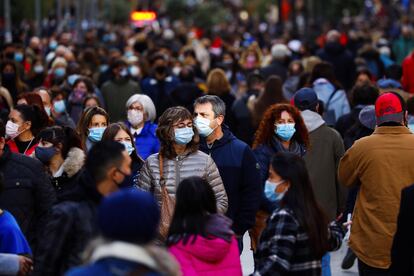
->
<box><xmin>194</xmin><ymin>102</ymin><xmax>223</xmax><ymax>131</ymax></box>
<box><xmin>114</xmin><ymin>150</ymin><xmax>132</xmax><ymax>185</ymax></box>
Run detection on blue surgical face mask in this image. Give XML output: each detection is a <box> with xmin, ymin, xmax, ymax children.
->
<box><xmin>35</xmin><ymin>146</ymin><xmax>57</xmax><ymax>164</ymax></box>
<box><xmin>120</xmin><ymin>141</ymin><xmax>134</xmax><ymax>155</ymax></box>
<box><xmin>34</xmin><ymin>65</ymin><xmax>44</xmax><ymax>74</ymax></box>
<box><xmin>44</xmin><ymin>106</ymin><xmax>51</xmax><ymax>117</ymax></box>
<box><xmin>264</xmin><ymin>179</ymin><xmax>286</xmax><ymax>202</ymax></box>
<box><xmin>53</xmin><ymin>100</ymin><xmax>66</xmax><ymax>113</ymax></box>
<box><xmin>88</xmin><ymin>127</ymin><xmax>106</xmax><ymax>142</ymax></box>
<box><xmin>49</xmin><ymin>40</ymin><xmax>58</xmax><ymax>50</ymax></box>
<box><xmin>14</xmin><ymin>52</ymin><xmax>24</xmax><ymax>63</ymax></box>
<box><xmin>54</xmin><ymin>67</ymin><xmax>66</xmax><ymax>78</ymax></box>
<box><xmin>119</xmin><ymin>68</ymin><xmax>128</xmax><ymax>78</ymax></box>
<box><xmin>100</xmin><ymin>64</ymin><xmax>109</xmax><ymax>73</ymax></box>
<box><xmin>174</xmin><ymin>127</ymin><xmax>194</xmax><ymax>145</ymax></box>
<box><xmin>195</xmin><ymin>116</ymin><xmax>215</xmax><ymax>137</ymax></box>
<box><xmin>275</xmin><ymin>123</ymin><xmax>296</xmax><ymax>141</ymax></box>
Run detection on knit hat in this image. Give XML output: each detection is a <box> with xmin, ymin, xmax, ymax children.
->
<box><xmin>359</xmin><ymin>105</ymin><xmax>376</xmax><ymax>130</ymax></box>
<box><xmin>375</xmin><ymin>92</ymin><xmax>404</xmax><ymax>125</ymax></box>
<box><xmin>98</xmin><ymin>189</ymin><xmax>160</xmax><ymax>244</ymax></box>
<box><xmin>293</xmin><ymin>87</ymin><xmax>318</xmax><ymax>111</ymax></box>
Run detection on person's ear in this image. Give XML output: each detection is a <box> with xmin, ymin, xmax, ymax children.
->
<box><xmin>55</xmin><ymin>142</ymin><xmax>63</xmax><ymax>153</ymax></box>
<box><xmin>315</xmin><ymin>103</ymin><xmax>320</xmax><ymax>114</ymax></box>
<box><xmin>215</xmin><ymin>115</ymin><xmax>224</xmax><ymax>126</ymax></box>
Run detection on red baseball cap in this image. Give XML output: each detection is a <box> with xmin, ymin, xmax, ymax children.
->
<box><xmin>375</xmin><ymin>92</ymin><xmax>404</xmax><ymax>125</ymax></box>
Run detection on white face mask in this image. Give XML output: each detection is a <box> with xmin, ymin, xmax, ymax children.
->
<box><xmin>6</xmin><ymin>120</ymin><xmax>21</xmax><ymax>139</ymax></box>
<box><xmin>127</xmin><ymin>110</ymin><xmax>144</xmax><ymax>126</ymax></box>
<box><xmin>195</xmin><ymin>116</ymin><xmax>216</xmax><ymax>137</ymax></box>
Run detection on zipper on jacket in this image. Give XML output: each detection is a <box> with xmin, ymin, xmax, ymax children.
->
<box><xmin>175</xmin><ymin>156</ymin><xmax>180</xmax><ymax>189</ymax></box>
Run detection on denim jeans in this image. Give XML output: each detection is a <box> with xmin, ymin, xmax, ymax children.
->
<box><xmin>321</xmin><ymin>253</ymin><xmax>331</xmax><ymax>276</ymax></box>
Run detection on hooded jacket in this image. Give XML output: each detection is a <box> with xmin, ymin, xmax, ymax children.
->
<box><xmin>138</xmin><ymin>150</ymin><xmax>228</xmax><ymax>214</ymax></box>
<box><xmin>49</xmin><ymin>147</ymin><xmax>85</xmax><ymax>202</ymax></box>
<box><xmin>312</xmin><ymin>78</ymin><xmax>350</xmax><ymax>126</ymax></box>
<box><xmin>301</xmin><ymin>110</ymin><xmax>346</xmax><ymax>221</ymax></box>
<box><xmin>67</xmin><ymin>240</ymin><xmax>181</xmax><ymax>276</ymax></box>
<box><xmin>169</xmin><ymin>214</ymin><xmax>242</xmax><ymax>276</ymax></box>
<box><xmin>199</xmin><ymin>127</ymin><xmax>261</xmax><ymax>235</ymax></box>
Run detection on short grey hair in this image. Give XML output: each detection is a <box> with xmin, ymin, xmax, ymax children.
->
<box><xmin>125</xmin><ymin>94</ymin><xmax>157</xmax><ymax>122</ymax></box>
<box><xmin>194</xmin><ymin>95</ymin><xmax>226</xmax><ymax>117</ymax></box>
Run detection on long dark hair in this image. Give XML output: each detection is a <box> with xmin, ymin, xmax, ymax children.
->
<box><xmin>37</xmin><ymin>126</ymin><xmax>83</xmax><ymax>159</ymax></box>
<box><xmin>271</xmin><ymin>152</ymin><xmax>329</xmax><ymax>258</ymax></box>
<box><xmin>14</xmin><ymin>104</ymin><xmax>49</xmax><ymax>137</ymax></box>
<box><xmin>167</xmin><ymin>176</ymin><xmax>217</xmax><ymax>246</ymax></box>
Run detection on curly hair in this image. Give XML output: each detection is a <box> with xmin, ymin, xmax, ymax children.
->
<box><xmin>253</xmin><ymin>103</ymin><xmax>309</xmax><ymax>149</ymax></box>
<box><xmin>157</xmin><ymin>106</ymin><xmax>199</xmax><ymax>159</ymax></box>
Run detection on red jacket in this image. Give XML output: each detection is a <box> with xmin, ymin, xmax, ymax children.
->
<box><xmin>7</xmin><ymin>139</ymin><xmax>38</xmax><ymax>156</ymax></box>
<box><xmin>402</xmin><ymin>52</ymin><xmax>414</xmax><ymax>94</ymax></box>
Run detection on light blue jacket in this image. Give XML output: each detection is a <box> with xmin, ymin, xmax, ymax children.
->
<box><xmin>313</xmin><ymin>79</ymin><xmax>350</xmax><ymax>126</ymax></box>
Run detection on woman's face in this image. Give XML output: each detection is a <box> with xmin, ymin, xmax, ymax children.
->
<box><xmin>88</xmin><ymin>114</ymin><xmax>107</xmax><ymax>128</ymax></box>
<box><xmin>9</xmin><ymin>109</ymin><xmax>30</xmax><ymax>134</ymax></box>
<box><xmin>3</xmin><ymin>64</ymin><xmax>15</xmax><ymax>74</ymax></box>
<box><xmin>74</xmin><ymin>81</ymin><xmax>88</xmax><ymax>93</ymax></box>
<box><xmin>268</xmin><ymin>166</ymin><xmax>289</xmax><ymax>193</ymax></box>
<box><xmin>85</xmin><ymin>98</ymin><xmax>99</xmax><ymax>109</ymax></box>
<box><xmin>114</xmin><ymin>129</ymin><xmax>132</xmax><ymax>143</ymax></box>
<box><xmin>275</xmin><ymin>111</ymin><xmax>295</xmax><ymax>125</ymax></box>
<box><xmin>128</xmin><ymin>101</ymin><xmax>147</xmax><ymax>120</ymax></box>
<box><xmin>173</xmin><ymin>118</ymin><xmax>193</xmax><ymax>131</ymax></box>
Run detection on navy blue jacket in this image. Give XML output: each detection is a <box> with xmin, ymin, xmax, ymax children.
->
<box><xmin>199</xmin><ymin>127</ymin><xmax>262</xmax><ymax>235</ymax></box>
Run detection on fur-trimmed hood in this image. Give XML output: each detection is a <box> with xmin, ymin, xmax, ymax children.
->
<box><xmin>63</xmin><ymin>147</ymin><xmax>85</xmax><ymax>178</ymax></box>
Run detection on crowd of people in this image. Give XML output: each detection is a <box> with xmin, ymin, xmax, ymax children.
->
<box><xmin>0</xmin><ymin>5</ymin><xmax>414</xmax><ymax>275</ymax></box>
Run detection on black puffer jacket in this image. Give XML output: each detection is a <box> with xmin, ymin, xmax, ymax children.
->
<box><xmin>0</xmin><ymin>145</ymin><xmax>57</xmax><ymax>252</ymax></box>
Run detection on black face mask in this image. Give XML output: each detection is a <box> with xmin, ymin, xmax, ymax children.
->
<box><xmin>154</xmin><ymin>66</ymin><xmax>167</xmax><ymax>75</ymax></box>
<box><xmin>2</xmin><ymin>73</ymin><xmax>15</xmax><ymax>81</ymax></box>
<box><xmin>5</xmin><ymin>53</ymin><xmax>14</xmax><ymax>60</ymax></box>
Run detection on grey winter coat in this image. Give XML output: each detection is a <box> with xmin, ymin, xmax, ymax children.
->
<box><xmin>138</xmin><ymin>150</ymin><xmax>228</xmax><ymax>214</ymax></box>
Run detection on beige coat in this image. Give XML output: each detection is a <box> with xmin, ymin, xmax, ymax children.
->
<box><xmin>138</xmin><ymin>150</ymin><xmax>228</xmax><ymax>214</ymax></box>
<box><xmin>338</xmin><ymin>126</ymin><xmax>414</xmax><ymax>268</ymax></box>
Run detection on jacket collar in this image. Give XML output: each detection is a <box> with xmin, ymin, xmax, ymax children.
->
<box><xmin>91</xmin><ymin>241</ymin><xmax>157</xmax><ymax>270</ymax></box>
<box><xmin>373</xmin><ymin>126</ymin><xmax>412</xmax><ymax>134</ymax></box>
<box><xmin>0</xmin><ymin>145</ymin><xmax>12</xmax><ymax>166</ymax></box>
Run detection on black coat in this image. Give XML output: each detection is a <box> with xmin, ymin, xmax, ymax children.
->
<box><xmin>0</xmin><ymin>145</ymin><xmax>56</xmax><ymax>252</ymax></box>
<box><xmin>231</xmin><ymin>91</ymin><xmax>256</xmax><ymax>146</ymax></box>
<box><xmin>390</xmin><ymin>184</ymin><xmax>414</xmax><ymax>276</ymax></box>
<box><xmin>199</xmin><ymin>127</ymin><xmax>262</xmax><ymax>235</ymax></box>
<box><xmin>316</xmin><ymin>42</ymin><xmax>355</xmax><ymax>90</ymax></box>
<box><xmin>33</xmin><ymin>170</ymin><xmax>102</xmax><ymax>276</ymax></box>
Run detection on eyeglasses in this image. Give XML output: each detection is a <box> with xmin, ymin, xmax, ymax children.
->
<box><xmin>173</xmin><ymin>122</ymin><xmax>193</xmax><ymax>128</ymax></box>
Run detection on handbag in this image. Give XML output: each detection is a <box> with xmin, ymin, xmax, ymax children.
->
<box><xmin>158</xmin><ymin>155</ymin><xmax>175</xmax><ymax>241</ymax></box>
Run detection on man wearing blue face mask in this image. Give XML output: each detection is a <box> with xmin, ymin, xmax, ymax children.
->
<box><xmin>294</xmin><ymin>87</ymin><xmax>345</xmax><ymax>276</ymax></box>
<box><xmin>194</xmin><ymin>95</ymin><xmax>261</xmax><ymax>253</ymax></box>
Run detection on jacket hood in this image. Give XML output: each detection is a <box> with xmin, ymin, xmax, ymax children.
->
<box><xmin>91</xmin><ymin>241</ymin><xmax>180</xmax><ymax>275</ymax></box>
<box><xmin>63</xmin><ymin>147</ymin><xmax>85</xmax><ymax>177</ymax></box>
<box><xmin>173</xmin><ymin>235</ymin><xmax>232</xmax><ymax>263</ymax></box>
<box><xmin>301</xmin><ymin>110</ymin><xmax>326</xmax><ymax>132</ymax></box>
